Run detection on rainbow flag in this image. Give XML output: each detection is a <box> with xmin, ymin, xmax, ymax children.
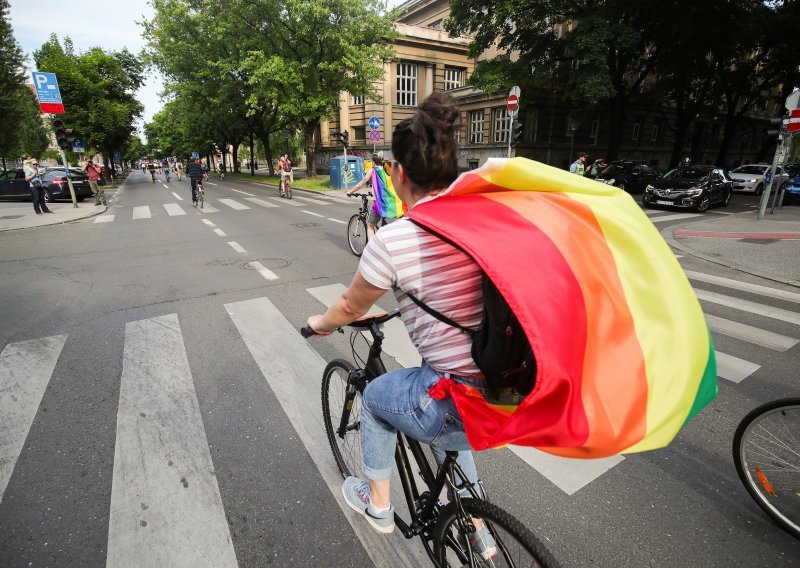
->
<box><xmin>371</xmin><ymin>166</ymin><xmax>406</xmax><ymax>219</ymax></box>
<box><xmin>408</xmin><ymin>158</ymin><xmax>717</xmax><ymax>459</ymax></box>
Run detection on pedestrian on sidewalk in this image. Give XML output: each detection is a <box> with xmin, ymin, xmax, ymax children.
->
<box><xmin>569</xmin><ymin>152</ymin><xmax>587</xmax><ymax>176</ymax></box>
<box><xmin>83</xmin><ymin>159</ymin><xmax>106</xmax><ymax>206</ymax></box>
<box><xmin>24</xmin><ymin>159</ymin><xmax>53</xmax><ymax>215</ymax></box>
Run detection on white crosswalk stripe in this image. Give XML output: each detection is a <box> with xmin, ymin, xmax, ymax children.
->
<box><xmin>199</xmin><ymin>202</ymin><xmax>219</xmax><ymax>213</ymax></box>
<box><xmin>704</xmin><ymin>314</ymin><xmax>798</xmax><ymax>351</ymax></box>
<box><xmin>648</xmin><ymin>212</ymin><xmax>702</xmax><ymax>223</ymax></box>
<box><xmin>163</xmin><ymin>203</ymin><xmax>186</xmax><ymax>216</ymax></box>
<box><xmin>132</xmin><ymin>206</ymin><xmax>151</xmax><ymax>220</ymax></box>
<box><xmin>217</xmin><ymin>198</ymin><xmax>250</xmax><ymax>211</ymax></box>
<box><xmin>266</xmin><ymin>196</ymin><xmax>302</xmax><ymax>206</ymax></box>
<box><xmin>95</xmin><ymin>215</ymin><xmax>115</xmax><ymax>223</ymax></box>
<box><xmin>695</xmin><ymin>288</ymin><xmax>800</xmax><ymax>326</ymax></box>
<box><xmin>291</xmin><ymin>195</ymin><xmax>331</xmax><ymax>205</ymax></box>
<box><xmin>715</xmin><ymin>351</ymin><xmax>761</xmax><ymax>383</ymax></box>
<box><xmin>229</xmin><ymin>189</ymin><xmax>254</xmax><ymax>196</ymax></box>
<box><xmin>243</xmin><ymin>197</ymin><xmax>278</xmax><ymax>208</ymax></box>
<box><xmin>687</xmin><ymin>270</ymin><xmax>800</xmax><ymax>303</ymax></box>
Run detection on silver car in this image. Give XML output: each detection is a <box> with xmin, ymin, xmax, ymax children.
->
<box><xmin>729</xmin><ymin>164</ymin><xmax>788</xmax><ymax>195</ymax></box>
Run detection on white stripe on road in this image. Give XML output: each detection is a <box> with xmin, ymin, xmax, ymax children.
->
<box><xmin>132</xmin><ymin>206</ymin><xmax>151</xmax><ymax>220</ymax></box>
<box><xmin>248</xmin><ymin>261</ymin><xmax>278</xmax><ymax>281</ymax></box>
<box><xmin>302</xmin><ymin>210</ymin><xmax>325</xmax><ymax>218</ymax></box>
<box><xmin>94</xmin><ymin>215</ymin><xmax>115</xmax><ymax>223</ymax></box>
<box><xmin>199</xmin><ymin>202</ymin><xmax>218</xmax><ymax>213</ymax></box>
<box><xmin>291</xmin><ymin>195</ymin><xmax>330</xmax><ymax>205</ymax></box>
<box><xmin>162</xmin><ymin>184</ymin><xmax>169</xmax><ymax>189</ymax></box>
<box><xmin>106</xmin><ymin>314</ymin><xmax>237</xmax><ymax>568</ymax></box>
<box><xmin>206</xmin><ymin>182</ymin><xmax>217</xmax><ymax>186</ymax></box>
<box><xmin>227</xmin><ymin>241</ymin><xmax>246</xmax><ymax>253</ymax></box>
<box><xmin>163</xmin><ymin>203</ymin><xmax>186</xmax><ymax>216</ymax></box>
<box><xmin>643</xmin><ymin>209</ymin><xmax>663</xmax><ymax>216</ymax></box>
<box><xmin>704</xmin><ymin>314</ymin><xmax>798</xmax><ymax>352</ymax></box>
<box><xmin>327</xmin><ymin>218</ymin><xmax>346</xmax><ymax>224</ymax></box>
<box><xmin>201</xmin><ymin>219</ymin><xmax>215</xmax><ymax>227</ymax></box>
<box><xmin>715</xmin><ymin>351</ymin><xmax>761</xmax><ymax>383</ymax></box>
<box><xmin>266</xmin><ymin>196</ymin><xmax>302</xmax><ymax>207</ymax></box>
<box><xmin>648</xmin><ymin>212</ymin><xmax>702</xmax><ymax>223</ymax></box>
<box><xmin>694</xmin><ymin>289</ymin><xmax>800</xmax><ymax>326</ymax></box>
<box><xmin>0</xmin><ymin>335</ymin><xmax>67</xmax><ymax>503</ymax></box>
<box><xmin>172</xmin><ymin>192</ymin><xmax>183</xmax><ymax>201</ymax></box>
<box><xmin>243</xmin><ymin>198</ymin><xmax>279</xmax><ymax>208</ymax></box>
<box><xmin>218</xmin><ymin>198</ymin><xmax>250</xmax><ymax>211</ymax></box>
<box><xmin>213</xmin><ymin>228</ymin><xmax>227</xmax><ymax>237</ymax></box>
<box><xmin>686</xmin><ymin>270</ymin><xmax>800</xmax><ymax>304</ymax></box>
<box><xmin>507</xmin><ymin>447</ymin><xmax>625</xmax><ymax>496</ymax></box>
<box><xmin>229</xmin><ymin>188</ymin><xmax>254</xmax><ymax>196</ymax></box>
<box><xmin>674</xmin><ymin>254</ymin><xmax>684</xmax><ymax>258</ymax></box>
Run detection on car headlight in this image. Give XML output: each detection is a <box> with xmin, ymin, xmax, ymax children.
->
<box><xmin>686</xmin><ymin>188</ymin><xmax>703</xmax><ymax>196</ymax></box>
<box><xmin>645</xmin><ymin>185</ymin><xmax>654</xmax><ymax>193</ymax></box>
<box><xmin>748</xmin><ymin>178</ymin><xmax>759</xmax><ymax>183</ymax></box>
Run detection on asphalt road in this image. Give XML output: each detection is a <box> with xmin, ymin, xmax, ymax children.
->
<box><xmin>0</xmin><ymin>171</ymin><xmax>797</xmax><ymax>567</ymax></box>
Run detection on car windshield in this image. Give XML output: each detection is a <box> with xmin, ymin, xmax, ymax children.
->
<box><xmin>784</xmin><ymin>164</ymin><xmax>800</xmax><ymax>177</ymax></box>
<box><xmin>662</xmin><ymin>168</ymin><xmax>711</xmax><ymax>182</ymax></box>
<box><xmin>732</xmin><ymin>165</ymin><xmax>768</xmax><ymax>175</ymax></box>
<box><xmin>599</xmin><ymin>163</ymin><xmax>632</xmax><ymax>176</ymax></box>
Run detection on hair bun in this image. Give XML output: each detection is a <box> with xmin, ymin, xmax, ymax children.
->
<box><xmin>418</xmin><ymin>91</ymin><xmax>459</xmax><ymax>134</ymax></box>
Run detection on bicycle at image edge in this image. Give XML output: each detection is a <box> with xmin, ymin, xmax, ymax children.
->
<box><xmin>301</xmin><ymin>311</ymin><xmax>560</xmax><ymax>568</ymax></box>
<box><xmin>346</xmin><ymin>192</ymin><xmax>387</xmax><ymax>257</ymax></box>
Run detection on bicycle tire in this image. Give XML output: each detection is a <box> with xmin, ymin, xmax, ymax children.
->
<box><xmin>347</xmin><ymin>214</ymin><xmax>368</xmax><ymax>257</ymax></box>
<box><xmin>198</xmin><ymin>187</ymin><xmax>204</xmax><ymax>209</ymax></box>
<box><xmin>286</xmin><ymin>184</ymin><xmax>292</xmax><ymax>199</ymax></box>
<box><xmin>733</xmin><ymin>398</ymin><xmax>800</xmax><ymax>539</ymax></box>
<box><xmin>322</xmin><ymin>359</ymin><xmax>365</xmax><ymax>480</ymax></box>
<box><xmin>434</xmin><ymin>498</ymin><xmax>560</xmax><ymax>567</ymax></box>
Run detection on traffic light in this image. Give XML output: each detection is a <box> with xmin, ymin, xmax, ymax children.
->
<box><xmin>52</xmin><ymin>118</ymin><xmax>76</xmax><ymax>149</ymax></box>
<box><xmin>511</xmin><ymin>120</ymin><xmax>523</xmax><ymax>145</ymax></box>
<box><xmin>766</xmin><ymin>117</ymin><xmax>785</xmax><ymax>137</ymax></box>
<box><xmin>341</xmin><ymin>129</ymin><xmax>350</xmax><ymax>148</ymax></box>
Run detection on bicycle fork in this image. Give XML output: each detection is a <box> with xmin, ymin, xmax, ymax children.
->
<box><xmin>338</xmin><ymin>370</ymin><xmax>366</xmax><ymax>438</ymax></box>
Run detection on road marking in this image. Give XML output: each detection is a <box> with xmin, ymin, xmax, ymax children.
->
<box><xmin>677</xmin><ymin>230</ymin><xmax>800</xmax><ymax>240</ymax></box>
<box><xmin>0</xmin><ymin>335</ymin><xmax>67</xmax><ymax>503</ymax></box>
<box><xmin>243</xmin><ymin>197</ymin><xmax>279</xmax><ymax>208</ymax></box>
<box><xmin>172</xmin><ymin>192</ymin><xmax>183</xmax><ymax>201</ymax></box>
<box><xmin>715</xmin><ymin>351</ymin><xmax>760</xmax><ymax>383</ymax></box>
<box><xmin>507</xmin><ymin>447</ymin><xmax>625</xmax><ymax>496</ymax></box>
<box><xmin>201</xmin><ymin>219</ymin><xmax>215</xmax><ymax>227</ymax></box>
<box><xmin>199</xmin><ymin>202</ymin><xmax>219</xmax><ymax>213</ymax></box>
<box><xmin>227</xmin><ymin>241</ymin><xmax>246</xmax><ymax>253</ymax></box>
<box><xmin>94</xmin><ymin>215</ymin><xmax>115</xmax><ymax>223</ymax></box>
<box><xmin>302</xmin><ymin>210</ymin><xmax>325</xmax><ymax>218</ymax></box>
<box><xmin>694</xmin><ymin>289</ymin><xmax>800</xmax><ymax>326</ymax></box>
<box><xmin>162</xmin><ymin>184</ymin><xmax>169</xmax><ymax>189</ymax></box>
<box><xmin>291</xmin><ymin>195</ymin><xmax>330</xmax><ymax>205</ymax></box>
<box><xmin>705</xmin><ymin>314</ymin><xmax>798</xmax><ymax>352</ymax></box>
<box><xmin>163</xmin><ymin>203</ymin><xmax>186</xmax><ymax>216</ymax></box>
<box><xmin>206</xmin><ymin>181</ymin><xmax>217</xmax><ymax>186</ymax></box>
<box><xmin>229</xmin><ymin>188</ymin><xmax>254</xmax><ymax>196</ymax></box>
<box><xmin>213</xmin><ymin>228</ymin><xmax>227</xmax><ymax>237</ymax></box>
<box><xmin>132</xmin><ymin>206</ymin><xmax>151</xmax><ymax>220</ymax></box>
<box><xmin>248</xmin><ymin>261</ymin><xmax>278</xmax><ymax>280</ymax></box>
<box><xmin>674</xmin><ymin>254</ymin><xmax>684</xmax><ymax>258</ymax></box>
<box><xmin>266</xmin><ymin>196</ymin><xmax>302</xmax><ymax>207</ymax></box>
<box><xmin>106</xmin><ymin>314</ymin><xmax>237</xmax><ymax>568</ymax></box>
<box><xmin>686</xmin><ymin>270</ymin><xmax>800</xmax><ymax>303</ymax></box>
<box><xmin>327</xmin><ymin>218</ymin><xmax>346</xmax><ymax>224</ymax></box>
<box><xmin>648</xmin><ymin>212</ymin><xmax>702</xmax><ymax>223</ymax></box>
<box><xmin>218</xmin><ymin>198</ymin><xmax>250</xmax><ymax>211</ymax></box>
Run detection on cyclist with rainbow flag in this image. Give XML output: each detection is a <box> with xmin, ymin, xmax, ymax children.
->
<box><xmin>346</xmin><ymin>153</ymin><xmax>406</xmax><ymax>239</ymax></box>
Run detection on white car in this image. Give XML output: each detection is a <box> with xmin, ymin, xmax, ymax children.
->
<box><xmin>729</xmin><ymin>164</ymin><xmax>788</xmax><ymax>195</ymax></box>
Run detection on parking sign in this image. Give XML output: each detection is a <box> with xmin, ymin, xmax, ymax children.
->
<box><xmin>32</xmin><ymin>72</ymin><xmax>64</xmax><ymax>114</ymax></box>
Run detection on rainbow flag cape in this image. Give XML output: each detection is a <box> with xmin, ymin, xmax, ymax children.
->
<box><xmin>409</xmin><ymin>158</ymin><xmax>717</xmax><ymax>459</ymax></box>
<box><xmin>371</xmin><ymin>166</ymin><xmax>406</xmax><ymax>219</ymax></box>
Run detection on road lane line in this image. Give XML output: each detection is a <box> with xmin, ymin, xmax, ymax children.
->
<box><xmin>248</xmin><ymin>261</ymin><xmax>278</xmax><ymax>280</ymax></box>
<box><xmin>243</xmin><ymin>197</ymin><xmax>279</xmax><ymax>208</ymax></box>
<box><xmin>201</xmin><ymin>219</ymin><xmax>215</xmax><ymax>227</ymax></box>
<box><xmin>229</xmin><ymin>189</ymin><xmax>254</xmax><ymax>196</ymax></box>
<box><xmin>686</xmin><ymin>270</ymin><xmax>800</xmax><ymax>303</ymax></box>
<box><xmin>106</xmin><ymin>314</ymin><xmax>237</xmax><ymax>568</ymax></box>
<box><xmin>715</xmin><ymin>351</ymin><xmax>760</xmax><ymax>383</ymax></box>
<box><xmin>163</xmin><ymin>203</ymin><xmax>186</xmax><ymax>216</ymax></box>
<box><xmin>213</xmin><ymin>228</ymin><xmax>227</xmax><ymax>237</ymax></box>
<box><xmin>0</xmin><ymin>335</ymin><xmax>67</xmax><ymax>503</ymax></box>
<box><xmin>674</xmin><ymin>254</ymin><xmax>684</xmax><ymax>258</ymax></box>
<box><xmin>206</xmin><ymin>181</ymin><xmax>217</xmax><ymax>186</ymax></box>
<box><xmin>705</xmin><ymin>314</ymin><xmax>797</xmax><ymax>351</ymax></box>
<box><xmin>94</xmin><ymin>215</ymin><xmax>115</xmax><ymax>223</ymax></box>
<box><xmin>162</xmin><ymin>184</ymin><xmax>169</xmax><ymax>188</ymax></box>
<box><xmin>648</xmin><ymin>212</ymin><xmax>702</xmax><ymax>223</ymax></box>
<box><xmin>227</xmin><ymin>241</ymin><xmax>246</xmax><ymax>253</ymax></box>
<box><xmin>218</xmin><ymin>198</ymin><xmax>250</xmax><ymax>211</ymax></box>
<box><xmin>132</xmin><ymin>206</ymin><xmax>151</xmax><ymax>220</ymax></box>
<box><xmin>694</xmin><ymin>289</ymin><xmax>800</xmax><ymax>326</ymax></box>
<box><xmin>172</xmin><ymin>192</ymin><xmax>183</xmax><ymax>201</ymax></box>
<box><xmin>302</xmin><ymin>210</ymin><xmax>325</xmax><ymax>217</ymax></box>
<box><xmin>291</xmin><ymin>195</ymin><xmax>330</xmax><ymax>205</ymax></box>
<box><xmin>266</xmin><ymin>196</ymin><xmax>302</xmax><ymax>207</ymax></box>
<box><xmin>327</xmin><ymin>218</ymin><xmax>346</xmax><ymax>224</ymax></box>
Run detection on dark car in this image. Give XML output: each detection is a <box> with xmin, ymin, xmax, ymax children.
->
<box><xmin>41</xmin><ymin>168</ymin><xmax>93</xmax><ymax>202</ymax></box>
<box><xmin>595</xmin><ymin>161</ymin><xmax>661</xmax><ymax>194</ymax></box>
<box><xmin>0</xmin><ymin>168</ymin><xmax>30</xmax><ymax>200</ymax></box>
<box><xmin>642</xmin><ymin>166</ymin><xmax>733</xmax><ymax>212</ymax></box>
<box><xmin>780</xmin><ymin>163</ymin><xmax>800</xmax><ymax>205</ymax></box>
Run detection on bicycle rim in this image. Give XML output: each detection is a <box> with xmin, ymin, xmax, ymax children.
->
<box><xmin>322</xmin><ymin>359</ymin><xmax>365</xmax><ymax>479</ymax></box>
<box><xmin>287</xmin><ymin>186</ymin><xmax>292</xmax><ymax>199</ymax></box>
<box><xmin>347</xmin><ymin>215</ymin><xmax>367</xmax><ymax>257</ymax></box>
<box><xmin>733</xmin><ymin>399</ymin><xmax>800</xmax><ymax>539</ymax></box>
<box><xmin>434</xmin><ymin>499</ymin><xmax>560</xmax><ymax>568</ymax></box>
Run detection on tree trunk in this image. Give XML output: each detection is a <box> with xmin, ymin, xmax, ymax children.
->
<box><xmin>248</xmin><ymin>130</ymin><xmax>255</xmax><ymax>175</ymax></box>
<box><xmin>304</xmin><ymin>120</ymin><xmax>319</xmax><ymax>177</ymax></box>
<box><xmin>258</xmin><ymin>135</ymin><xmax>274</xmax><ymax>176</ymax></box>
<box><xmin>232</xmin><ymin>141</ymin><xmax>240</xmax><ymax>173</ymax></box>
<box><xmin>715</xmin><ymin>115</ymin><xmax>738</xmax><ymax>168</ymax></box>
<box><xmin>605</xmin><ymin>98</ymin><xmax>625</xmax><ymax>161</ymax></box>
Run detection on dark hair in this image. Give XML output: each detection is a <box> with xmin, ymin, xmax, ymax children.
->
<box><xmin>371</xmin><ymin>153</ymin><xmax>383</xmax><ymax>164</ymax></box>
<box><xmin>392</xmin><ymin>91</ymin><xmax>460</xmax><ymax>193</ymax></box>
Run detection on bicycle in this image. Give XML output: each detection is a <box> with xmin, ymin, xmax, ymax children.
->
<box><xmin>219</xmin><ymin>170</ymin><xmax>225</xmax><ymax>181</ymax></box>
<box><xmin>150</xmin><ymin>171</ymin><xmax>156</xmax><ymax>183</ymax></box>
<box><xmin>280</xmin><ymin>175</ymin><xmax>292</xmax><ymax>200</ymax></box>
<box><xmin>194</xmin><ymin>180</ymin><xmax>204</xmax><ymax>209</ymax></box>
<box><xmin>346</xmin><ymin>192</ymin><xmax>388</xmax><ymax>257</ymax></box>
<box><xmin>733</xmin><ymin>398</ymin><xmax>800</xmax><ymax>540</ymax></box>
<box><xmin>301</xmin><ymin>312</ymin><xmax>559</xmax><ymax>567</ymax></box>
<box><xmin>165</xmin><ymin>170</ymin><xmax>171</xmax><ymax>183</ymax></box>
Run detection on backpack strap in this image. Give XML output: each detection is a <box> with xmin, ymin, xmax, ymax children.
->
<box><xmin>404</xmin><ymin>291</ymin><xmax>474</xmax><ymax>334</ymax></box>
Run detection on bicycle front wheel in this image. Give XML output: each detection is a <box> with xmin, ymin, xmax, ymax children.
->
<box><xmin>322</xmin><ymin>359</ymin><xmax>365</xmax><ymax>480</ymax></box>
<box><xmin>733</xmin><ymin>398</ymin><xmax>800</xmax><ymax>539</ymax></box>
<box><xmin>286</xmin><ymin>184</ymin><xmax>292</xmax><ymax>199</ymax></box>
<box><xmin>198</xmin><ymin>189</ymin><xmax>204</xmax><ymax>209</ymax></box>
<box><xmin>347</xmin><ymin>214</ymin><xmax>368</xmax><ymax>256</ymax></box>
<box><xmin>434</xmin><ymin>498</ymin><xmax>560</xmax><ymax>568</ymax></box>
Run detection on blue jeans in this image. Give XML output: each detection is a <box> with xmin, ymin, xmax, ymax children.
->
<box><xmin>360</xmin><ymin>361</ymin><xmax>483</xmax><ymax>495</ymax></box>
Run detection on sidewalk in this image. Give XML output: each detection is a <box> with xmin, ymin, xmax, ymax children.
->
<box><xmin>664</xmin><ymin>204</ymin><xmax>800</xmax><ymax>287</ymax></box>
<box><xmin>0</xmin><ymin>189</ymin><xmax>118</xmax><ymax>232</ymax></box>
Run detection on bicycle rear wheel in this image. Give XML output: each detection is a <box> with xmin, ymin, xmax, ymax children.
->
<box><xmin>198</xmin><ymin>187</ymin><xmax>204</xmax><ymax>209</ymax></box>
<box><xmin>347</xmin><ymin>214</ymin><xmax>368</xmax><ymax>256</ymax></box>
<box><xmin>434</xmin><ymin>498</ymin><xmax>559</xmax><ymax>567</ymax></box>
<box><xmin>322</xmin><ymin>359</ymin><xmax>365</xmax><ymax>480</ymax></box>
<box><xmin>733</xmin><ymin>398</ymin><xmax>800</xmax><ymax>539</ymax></box>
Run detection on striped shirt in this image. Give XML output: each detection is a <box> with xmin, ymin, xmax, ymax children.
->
<box><xmin>358</xmin><ymin>218</ymin><xmax>483</xmax><ymax>375</ymax></box>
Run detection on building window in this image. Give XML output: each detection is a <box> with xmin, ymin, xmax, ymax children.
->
<box><xmin>333</xmin><ymin>97</ymin><xmax>340</xmax><ymax>110</ymax></box>
<box><xmin>632</xmin><ymin>118</ymin><xmax>642</xmax><ymax>143</ymax></box>
<box><xmin>493</xmin><ymin>107</ymin><xmax>511</xmax><ymax>143</ymax></box>
<box><xmin>650</xmin><ymin>124</ymin><xmax>659</xmax><ymax>146</ymax></box>
<box><xmin>354</xmin><ymin>126</ymin><xmax>366</xmax><ymax>140</ymax></box>
<box><xmin>396</xmin><ymin>63</ymin><xmax>418</xmax><ymax>107</ymax></box>
<box><xmin>430</xmin><ymin>19</ymin><xmax>443</xmax><ymax>30</ymax></box>
<box><xmin>454</xmin><ymin>127</ymin><xmax>463</xmax><ymax>144</ymax></box>
<box><xmin>590</xmin><ymin>119</ymin><xmax>599</xmax><ymax>142</ymax></box>
<box><xmin>469</xmin><ymin>110</ymin><xmax>484</xmax><ymax>144</ymax></box>
<box><xmin>565</xmin><ymin>118</ymin><xmax>578</xmax><ymax>138</ymax></box>
<box><xmin>524</xmin><ymin>109</ymin><xmax>538</xmax><ymax>143</ymax></box>
<box><xmin>351</xmin><ymin>95</ymin><xmax>365</xmax><ymax>106</ymax></box>
<box><xmin>444</xmin><ymin>67</ymin><xmax>463</xmax><ymax>91</ymax></box>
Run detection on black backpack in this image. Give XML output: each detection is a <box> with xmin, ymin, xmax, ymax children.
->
<box><xmin>406</xmin><ymin>274</ymin><xmax>536</xmax><ymax>402</ymax></box>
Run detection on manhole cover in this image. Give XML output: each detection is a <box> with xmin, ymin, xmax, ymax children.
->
<box><xmin>0</xmin><ymin>215</ymin><xmax>24</xmax><ymax>220</ymax></box>
<box><xmin>291</xmin><ymin>222</ymin><xmax>320</xmax><ymax>228</ymax></box>
<box><xmin>739</xmin><ymin>238</ymin><xmax>780</xmax><ymax>244</ymax></box>
<box><xmin>242</xmin><ymin>258</ymin><xmax>291</xmax><ymax>271</ymax></box>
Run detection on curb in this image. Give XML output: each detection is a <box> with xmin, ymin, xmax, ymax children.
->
<box><xmin>0</xmin><ymin>203</ymin><xmax>108</xmax><ymax>232</ymax></box>
<box><xmin>226</xmin><ymin>176</ymin><xmax>352</xmax><ymax>203</ymax></box>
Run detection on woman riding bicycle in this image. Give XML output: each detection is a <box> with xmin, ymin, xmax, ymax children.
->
<box><xmin>346</xmin><ymin>153</ymin><xmax>404</xmax><ymax>238</ymax></box>
<box><xmin>306</xmin><ymin>92</ymin><xmax>496</xmax><ymax>559</ymax></box>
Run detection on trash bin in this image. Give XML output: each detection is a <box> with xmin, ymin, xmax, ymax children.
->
<box><xmin>329</xmin><ymin>156</ymin><xmax>365</xmax><ymax>190</ymax></box>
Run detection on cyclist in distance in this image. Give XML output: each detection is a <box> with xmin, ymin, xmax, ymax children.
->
<box><xmin>346</xmin><ymin>153</ymin><xmax>403</xmax><ymax>238</ymax></box>
<box><xmin>185</xmin><ymin>158</ymin><xmax>205</xmax><ymax>204</ymax></box>
<box><xmin>218</xmin><ymin>161</ymin><xmax>226</xmax><ymax>181</ymax></box>
<box><xmin>306</xmin><ymin>92</ymin><xmax>496</xmax><ymax>558</ymax></box>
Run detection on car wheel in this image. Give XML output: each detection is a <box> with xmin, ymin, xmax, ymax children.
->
<box><xmin>641</xmin><ymin>196</ymin><xmax>651</xmax><ymax>208</ymax></box>
<box><xmin>42</xmin><ymin>189</ymin><xmax>53</xmax><ymax>203</ymax></box>
<box><xmin>696</xmin><ymin>195</ymin><xmax>710</xmax><ymax>212</ymax></box>
<box><xmin>722</xmin><ymin>191</ymin><xmax>731</xmax><ymax>207</ymax></box>
<box><xmin>755</xmin><ymin>183</ymin><xmax>763</xmax><ymax>196</ymax></box>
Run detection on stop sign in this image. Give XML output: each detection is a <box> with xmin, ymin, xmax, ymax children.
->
<box><xmin>506</xmin><ymin>94</ymin><xmax>519</xmax><ymax>111</ymax></box>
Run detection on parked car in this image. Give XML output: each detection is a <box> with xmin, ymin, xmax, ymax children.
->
<box><xmin>780</xmin><ymin>163</ymin><xmax>800</xmax><ymax>205</ymax></box>
<box><xmin>41</xmin><ymin>168</ymin><xmax>93</xmax><ymax>202</ymax></box>
<box><xmin>595</xmin><ymin>161</ymin><xmax>661</xmax><ymax>194</ymax></box>
<box><xmin>729</xmin><ymin>163</ymin><xmax>788</xmax><ymax>195</ymax></box>
<box><xmin>0</xmin><ymin>168</ymin><xmax>30</xmax><ymax>200</ymax></box>
<box><xmin>642</xmin><ymin>166</ymin><xmax>733</xmax><ymax>212</ymax></box>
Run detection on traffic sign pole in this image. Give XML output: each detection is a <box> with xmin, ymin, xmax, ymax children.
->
<box><xmin>506</xmin><ymin>86</ymin><xmax>521</xmax><ymax>159</ymax></box>
<box><xmin>57</xmin><ymin>146</ymin><xmax>78</xmax><ymax>208</ymax></box>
